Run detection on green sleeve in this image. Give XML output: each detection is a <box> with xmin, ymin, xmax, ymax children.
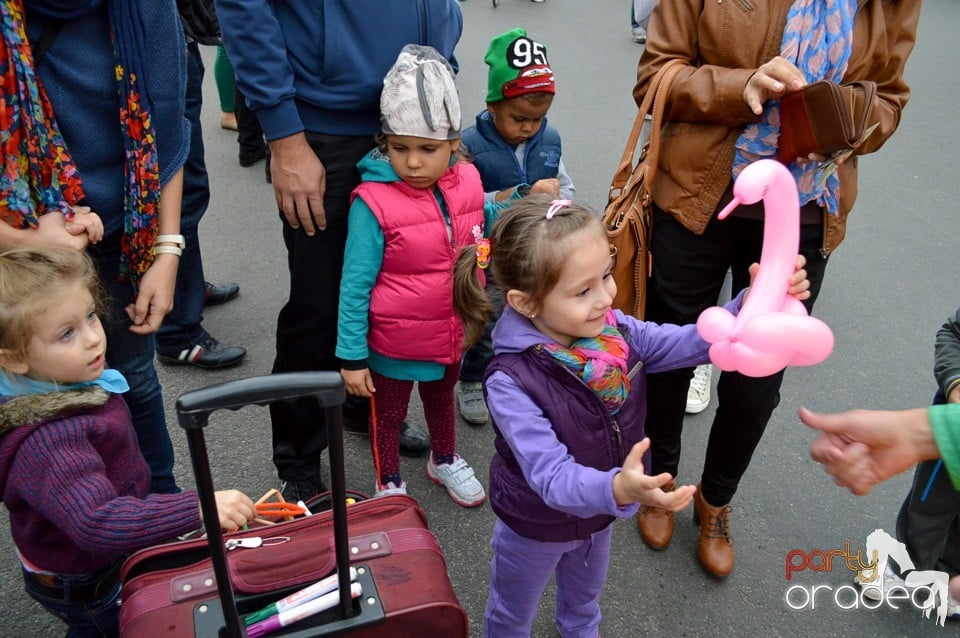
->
<box><xmin>336</xmin><ymin>198</ymin><xmax>384</xmax><ymax>364</ymax></box>
<box><xmin>929</xmin><ymin>403</ymin><xmax>960</xmax><ymax>490</ymax></box>
<box><xmin>482</xmin><ymin>187</ymin><xmax>525</xmax><ymax>236</ymax></box>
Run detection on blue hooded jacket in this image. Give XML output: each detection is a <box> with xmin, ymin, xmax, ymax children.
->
<box><xmin>215</xmin><ymin>0</ymin><xmax>463</xmax><ymax>141</ymax></box>
<box><xmin>462</xmin><ymin>110</ymin><xmax>562</xmax><ymax>193</ymax></box>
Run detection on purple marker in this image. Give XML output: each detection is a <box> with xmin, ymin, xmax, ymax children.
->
<box><xmin>246</xmin><ymin>582</ymin><xmax>362</xmax><ymax>638</ymax></box>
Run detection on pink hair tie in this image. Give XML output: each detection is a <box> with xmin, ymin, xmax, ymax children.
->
<box><xmin>546</xmin><ymin>199</ymin><xmax>571</xmax><ymax>220</ymax></box>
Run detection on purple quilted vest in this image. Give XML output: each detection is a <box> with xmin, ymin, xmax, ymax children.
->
<box><xmin>483</xmin><ymin>325</ymin><xmax>648</xmax><ymax>542</ymax></box>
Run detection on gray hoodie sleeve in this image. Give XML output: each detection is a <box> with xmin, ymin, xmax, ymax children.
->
<box><xmin>935</xmin><ymin>307</ymin><xmax>960</xmax><ymax>400</ymax></box>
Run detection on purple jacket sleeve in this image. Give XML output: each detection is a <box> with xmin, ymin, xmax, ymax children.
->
<box><xmin>620</xmin><ymin>289</ymin><xmax>746</xmax><ymax>373</ymax></box>
<box><xmin>12</xmin><ymin>427</ymin><xmax>201</xmax><ymax>556</ymax></box>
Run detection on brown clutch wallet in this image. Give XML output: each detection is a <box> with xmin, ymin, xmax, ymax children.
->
<box><xmin>777</xmin><ymin>79</ymin><xmax>877</xmax><ymax>164</ymax></box>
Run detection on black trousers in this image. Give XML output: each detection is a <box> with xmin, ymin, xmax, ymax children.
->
<box><xmin>270</xmin><ymin>133</ymin><xmax>376</xmax><ymax>482</ymax></box>
<box><xmin>643</xmin><ymin>199</ymin><xmax>829</xmax><ymax>506</ymax></box>
<box><xmin>234</xmin><ymin>84</ymin><xmax>264</xmax><ymax>156</ymax></box>
<box><xmin>896</xmin><ymin>391</ymin><xmax>960</xmax><ymax>576</ymax></box>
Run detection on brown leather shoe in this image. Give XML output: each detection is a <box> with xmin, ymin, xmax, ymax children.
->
<box><xmin>637</xmin><ymin>480</ymin><xmax>675</xmax><ymax>550</ymax></box>
<box><xmin>693</xmin><ymin>486</ymin><xmax>734</xmax><ymax>577</ymax></box>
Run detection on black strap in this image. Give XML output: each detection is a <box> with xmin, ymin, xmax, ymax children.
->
<box><xmin>32</xmin><ymin>20</ymin><xmax>64</xmax><ymax>65</ymax></box>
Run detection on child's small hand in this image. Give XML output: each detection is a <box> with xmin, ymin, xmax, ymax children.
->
<box><xmin>64</xmin><ymin>207</ymin><xmax>104</xmax><ymax>244</ymax></box>
<box><xmin>207</xmin><ymin>490</ymin><xmax>256</xmax><ymax>532</ymax></box>
<box><xmin>530</xmin><ymin>178</ymin><xmax>560</xmax><ymax>198</ymax></box>
<box><xmin>341</xmin><ymin>368</ymin><xmax>375</xmax><ymax>397</ymax></box>
<box><xmin>746</xmin><ymin>254</ymin><xmax>811</xmax><ymax>301</ymax></box>
<box><xmin>612</xmin><ymin>439</ymin><xmax>697</xmax><ymax>509</ymax></box>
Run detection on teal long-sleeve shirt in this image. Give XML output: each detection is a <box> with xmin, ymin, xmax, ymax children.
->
<box><xmin>930</xmin><ymin>403</ymin><xmax>960</xmax><ymax>490</ymax></box>
<box><xmin>336</xmin><ymin>189</ymin><xmax>512</xmax><ymax>382</ymax></box>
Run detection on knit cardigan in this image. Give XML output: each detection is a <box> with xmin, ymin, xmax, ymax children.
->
<box><xmin>0</xmin><ymin>386</ymin><xmax>200</xmax><ymax>575</ymax></box>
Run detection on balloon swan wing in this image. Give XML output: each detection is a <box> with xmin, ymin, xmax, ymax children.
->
<box><xmin>695</xmin><ymin>160</ymin><xmax>834</xmax><ymax>378</ymax></box>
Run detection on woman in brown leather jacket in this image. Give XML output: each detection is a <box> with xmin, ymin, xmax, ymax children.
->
<box><xmin>633</xmin><ymin>0</ymin><xmax>921</xmax><ymax>578</ymax></box>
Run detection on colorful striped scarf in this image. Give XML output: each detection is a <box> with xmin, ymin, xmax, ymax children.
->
<box><xmin>732</xmin><ymin>0</ymin><xmax>857</xmax><ymax>214</ymax></box>
<box><xmin>542</xmin><ymin>311</ymin><xmax>631</xmax><ymax>415</ymax></box>
<box><xmin>0</xmin><ymin>0</ymin><xmax>160</xmax><ymax>290</ymax></box>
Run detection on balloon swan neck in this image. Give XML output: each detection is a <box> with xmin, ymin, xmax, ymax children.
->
<box><xmin>695</xmin><ymin>160</ymin><xmax>834</xmax><ymax>378</ymax></box>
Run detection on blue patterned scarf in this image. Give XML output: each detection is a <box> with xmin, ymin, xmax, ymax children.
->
<box><xmin>732</xmin><ymin>0</ymin><xmax>857</xmax><ymax>214</ymax></box>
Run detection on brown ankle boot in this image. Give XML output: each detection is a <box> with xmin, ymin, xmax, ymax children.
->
<box><xmin>693</xmin><ymin>486</ymin><xmax>734</xmax><ymax>577</ymax></box>
<box><xmin>637</xmin><ymin>480</ymin><xmax>675</xmax><ymax>550</ymax></box>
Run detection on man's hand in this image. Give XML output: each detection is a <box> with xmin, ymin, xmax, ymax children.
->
<box><xmin>800</xmin><ymin>406</ymin><xmax>940</xmax><ymax>495</ymax></box>
<box><xmin>269</xmin><ymin>133</ymin><xmax>327</xmax><ymax>235</ymax></box>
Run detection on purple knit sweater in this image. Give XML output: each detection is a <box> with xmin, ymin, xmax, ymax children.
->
<box><xmin>0</xmin><ymin>387</ymin><xmax>200</xmax><ymax>575</ymax></box>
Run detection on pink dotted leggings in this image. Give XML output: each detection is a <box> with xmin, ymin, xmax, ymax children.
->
<box><xmin>369</xmin><ymin>364</ymin><xmax>459</xmax><ymax>480</ymax></box>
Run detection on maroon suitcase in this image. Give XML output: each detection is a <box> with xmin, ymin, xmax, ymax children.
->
<box><xmin>118</xmin><ymin>372</ymin><xmax>468</xmax><ymax>637</ymax></box>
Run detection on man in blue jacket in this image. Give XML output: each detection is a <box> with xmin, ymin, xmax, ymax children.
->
<box><xmin>215</xmin><ymin>0</ymin><xmax>463</xmax><ymax>500</ymax></box>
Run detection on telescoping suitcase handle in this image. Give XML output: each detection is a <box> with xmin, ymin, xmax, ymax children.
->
<box><xmin>176</xmin><ymin>372</ymin><xmax>381</xmax><ymax>638</ymax></box>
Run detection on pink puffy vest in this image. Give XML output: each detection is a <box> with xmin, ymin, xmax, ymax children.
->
<box><xmin>353</xmin><ymin>162</ymin><xmax>485</xmax><ymax>365</ymax></box>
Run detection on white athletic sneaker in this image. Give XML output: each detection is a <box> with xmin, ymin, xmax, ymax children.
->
<box><xmin>373</xmin><ymin>480</ymin><xmax>407</xmax><ymax>498</ymax></box>
<box><xmin>426</xmin><ymin>455</ymin><xmax>486</xmax><ymax>507</ymax></box>
<box><xmin>857</xmin><ymin>563</ymin><xmax>960</xmax><ymax>619</ymax></box>
<box><xmin>856</xmin><ymin>563</ymin><xmax>910</xmax><ymax>601</ymax></box>
<box><xmin>686</xmin><ymin>364</ymin><xmax>713</xmax><ymax>414</ymax></box>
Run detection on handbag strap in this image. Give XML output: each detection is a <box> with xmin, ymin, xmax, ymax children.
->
<box><xmin>608</xmin><ymin>58</ymin><xmax>685</xmax><ymax>199</ymax></box>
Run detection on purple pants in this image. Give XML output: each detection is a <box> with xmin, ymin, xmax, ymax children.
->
<box><xmin>484</xmin><ymin>517</ymin><xmax>611</xmax><ymax>637</ymax></box>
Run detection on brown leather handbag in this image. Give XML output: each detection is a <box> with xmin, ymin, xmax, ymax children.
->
<box><xmin>777</xmin><ymin>79</ymin><xmax>877</xmax><ymax>164</ymax></box>
<box><xmin>603</xmin><ymin>59</ymin><xmax>684</xmax><ymax>318</ymax></box>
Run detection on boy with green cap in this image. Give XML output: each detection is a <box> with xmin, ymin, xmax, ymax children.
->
<box><xmin>456</xmin><ymin>27</ymin><xmax>575</xmax><ymax>426</ymax></box>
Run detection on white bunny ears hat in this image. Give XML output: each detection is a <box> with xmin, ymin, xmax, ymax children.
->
<box><xmin>380</xmin><ymin>44</ymin><xmax>462</xmax><ymax>141</ymax></box>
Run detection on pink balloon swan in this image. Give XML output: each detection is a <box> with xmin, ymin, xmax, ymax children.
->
<box><xmin>696</xmin><ymin>159</ymin><xmax>834</xmax><ymax>377</ymax></box>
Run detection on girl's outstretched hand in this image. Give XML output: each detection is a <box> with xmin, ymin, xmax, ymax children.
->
<box><xmin>612</xmin><ymin>439</ymin><xmax>697</xmax><ymax>509</ymax></box>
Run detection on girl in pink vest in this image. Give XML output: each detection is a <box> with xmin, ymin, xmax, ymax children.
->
<box><xmin>337</xmin><ymin>45</ymin><xmax>516</xmax><ymax>507</ymax></box>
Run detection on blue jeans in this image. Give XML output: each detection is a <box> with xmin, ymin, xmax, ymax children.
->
<box><xmin>23</xmin><ymin>569</ymin><xmax>121</xmax><ymax>638</ymax></box>
<box><xmin>158</xmin><ymin>41</ymin><xmax>208</xmax><ymax>352</ymax></box>
<box><xmin>631</xmin><ymin>0</ymin><xmax>656</xmax><ymax>30</ymax></box>
<box><xmin>89</xmin><ymin>238</ymin><xmax>178</xmax><ymax>494</ymax></box>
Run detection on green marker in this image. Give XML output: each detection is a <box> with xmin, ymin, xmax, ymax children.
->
<box><xmin>244</xmin><ymin>567</ymin><xmax>357</xmax><ymax>626</ymax></box>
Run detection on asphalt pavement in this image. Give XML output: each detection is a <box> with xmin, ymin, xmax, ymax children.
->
<box><xmin>1</xmin><ymin>1</ymin><xmax>959</xmax><ymax>636</ymax></box>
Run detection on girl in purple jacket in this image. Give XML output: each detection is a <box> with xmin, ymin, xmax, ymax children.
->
<box><xmin>453</xmin><ymin>198</ymin><xmax>811</xmax><ymax>637</ymax></box>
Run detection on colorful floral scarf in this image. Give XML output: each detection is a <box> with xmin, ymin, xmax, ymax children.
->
<box><xmin>542</xmin><ymin>310</ymin><xmax>631</xmax><ymax>415</ymax></box>
<box><xmin>0</xmin><ymin>0</ymin><xmax>160</xmax><ymax>290</ymax></box>
<box><xmin>732</xmin><ymin>0</ymin><xmax>857</xmax><ymax>214</ymax></box>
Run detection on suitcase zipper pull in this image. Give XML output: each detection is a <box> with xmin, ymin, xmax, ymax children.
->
<box><xmin>225</xmin><ymin>536</ymin><xmax>292</xmax><ymax>551</ymax></box>
<box><xmin>226</xmin><ymin>537</ymin><xmax>263</xmax><ymax>550</ymax></box>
